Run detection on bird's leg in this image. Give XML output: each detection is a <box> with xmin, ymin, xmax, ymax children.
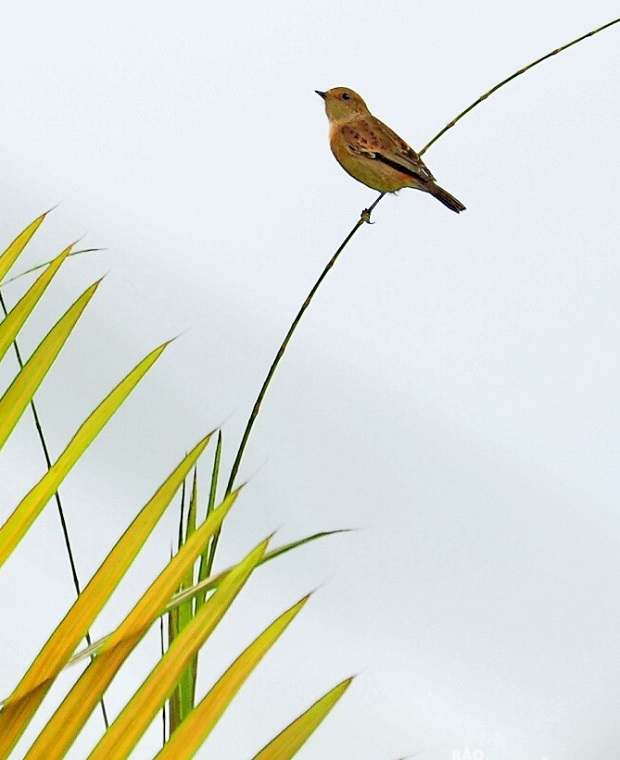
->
<box><xmin>360</xmin><ymin>192</ymin><xmax>385</xmax><ymax>224</ymax></box>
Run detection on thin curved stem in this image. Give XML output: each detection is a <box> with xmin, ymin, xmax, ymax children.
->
<box><xmin>224</xmin><ymin>192</ymin><xmax>384</xmax><ymax>496</ymax></box>
<box><xmin>224</xmin><ymin>16</ymin><xmax>620</xmax><ymax>498</ymax></box>
<box><xmin>420</xmin><ymin>16</ymin><xmax>620</xmax><ymax>156</ymax></box>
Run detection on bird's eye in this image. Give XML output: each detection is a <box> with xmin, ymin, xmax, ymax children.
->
<box><xmin>342</xmin><ymin>92</ymin><xmax>351</xmax><ymax>101</ymax></box>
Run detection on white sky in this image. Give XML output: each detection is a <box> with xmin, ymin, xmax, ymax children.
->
<box><xmin>1</xmin><ymin>2</ymin><xmax>620</xmax><ymax>759</ymax></box>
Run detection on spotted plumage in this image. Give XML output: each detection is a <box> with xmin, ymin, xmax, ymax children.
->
<box><xmin>316</xmin><ymin>87</ymin><xmax>465</xmax><ymax>213</ymax></box>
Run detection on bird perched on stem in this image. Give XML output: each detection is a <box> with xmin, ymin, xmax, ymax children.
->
<box><xmin>316</xmin><ymin>87</ymin><xmax>465</xmax><ymax>213</ymax></box>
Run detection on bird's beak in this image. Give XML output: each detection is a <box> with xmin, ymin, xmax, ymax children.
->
<box><xmin>315</xmin><ymin>90</ymin><xmax>326</xmax><ymax>99</ymax></box>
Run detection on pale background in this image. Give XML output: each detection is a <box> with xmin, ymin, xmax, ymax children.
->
<box><xmin>1</xmin><ymin>2</ymin><xmax>619</xmax><ymax>759</ymax></box>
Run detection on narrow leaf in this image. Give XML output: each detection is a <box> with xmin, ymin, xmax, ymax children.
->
<box><xmin>170</xmin><ymin>530</ymin><xmax>350</xmax><ymax>610</ymax></box>
<box><xmin>169</xmin><ymin>467</ymin><xmax>200</xmax><ymax>734</ymax></box>
<box><xmin>0</xmin><ymin>245</ymin><xmax>72</xmax><ymax>364</ymax></box>
<box><xmin>0</xmin><ymin>280</ymin><xmax>99</xmax><ymax>453</ymax></box>
<box><xmin>251</xmin><ymin>678</ymin><xmax>353</xmax><ymax>760</ymax></box>
<box><xmin>22</xmin><ymin>486</ymin><xmax>237</xmax><ymax>760</ymax></box>
<box><xmin>86</xmin><ymin>537</ymin><xmax>269</xmax><ymax>760</ymax></box>
<box><xmin>197</xmin><ymin>430</ymin><xmax>222</xmax><ymax>609</ymax></box>
<box><xmin>0</xmin><ymin>339</ymin><xmax>167</xmax><ymax>570</ymax></box>
<box><xmin>153</xmin><ymin>596</ymin><xmax>310</xmax><ymax>760</ymax></box>
<box><xmin>0</xmin><ymin>436</ymin><xmax>213</xmax><ymax>760</ymax></box>
<box><xmin>0</xmin><ymin>213</ymin><xmax>47</xmax><ymax>284</ymax></box>
<box><xmin>64</xmin><ymin>528</ymin><xmax>346</xmax><ymax>671</ymax></box>
<box><xmin>1</xmin><ymin>248</ymin><xmax>102</xmax><ymax>287</ymax></box>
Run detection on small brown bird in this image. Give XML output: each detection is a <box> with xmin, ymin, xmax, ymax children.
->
<box><xmin>316</xmin><ymin>87</ymin><xmax>465</xmax><ymax>213</ymax></box>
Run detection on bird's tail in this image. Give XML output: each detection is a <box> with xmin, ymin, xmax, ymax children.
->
<box><xmin>430</xmin><ymin>183</ymin><xmax>466</xmax><ymax>213</ymax></box>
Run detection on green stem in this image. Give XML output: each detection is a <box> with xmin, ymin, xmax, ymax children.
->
<box><xmin>420</xmin><ymin>16</ymin><xmax>620</xmax><ymax>156</ymax></box>
<box><xmin>224</xmin><ymin>15</ymin><xmax>620</xmax><ymax>498</ymax></box>
<box><xmin>225</xmin><ymin>192</ymin><xmax>384</xmax><ymax>497</ymax></box>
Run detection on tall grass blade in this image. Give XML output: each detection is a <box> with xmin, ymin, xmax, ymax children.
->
<box><xmin>251</xmin><ymin>678</ymin><xmax>353</xmax><ymax>760</ymax></box>
<box><xmin>154</xmin><ymin>595</ymin><xmax>310</xmax><ymax>759</ymax></box>
<box><xmin>85</xmin><ymin>537</ymin><xmax>269</xmax><ymax>760</ymax></box>
<box><xmin>0</xmin><ymin>213</ymin><xmax>47</xmax><ymax>284</ymax></box>
<box><xmin>0</xmin><ymin>339</ymin><xmax>167</xmax><ymax>569</ymax></box>
<box><xmin>0</xmin><ymin>245</ymin><xmax>72</xmax><ymax>364</ymax></box>
<box><xmin>0</xmin><ymin>437</ymin><xmax>215</xmax><ymax>760</ymax></box>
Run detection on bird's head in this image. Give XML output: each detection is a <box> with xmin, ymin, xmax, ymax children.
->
<box><xmin>315</xmin><ymin>87</ymin><xmax>369</xmax><ymax>121</ymax></box>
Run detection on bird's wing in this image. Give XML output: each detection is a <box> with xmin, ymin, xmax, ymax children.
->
<box><xmin>342</xmin><ymin>119</ymin><xmax>435</xmax><ymax>184</ymax></box>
